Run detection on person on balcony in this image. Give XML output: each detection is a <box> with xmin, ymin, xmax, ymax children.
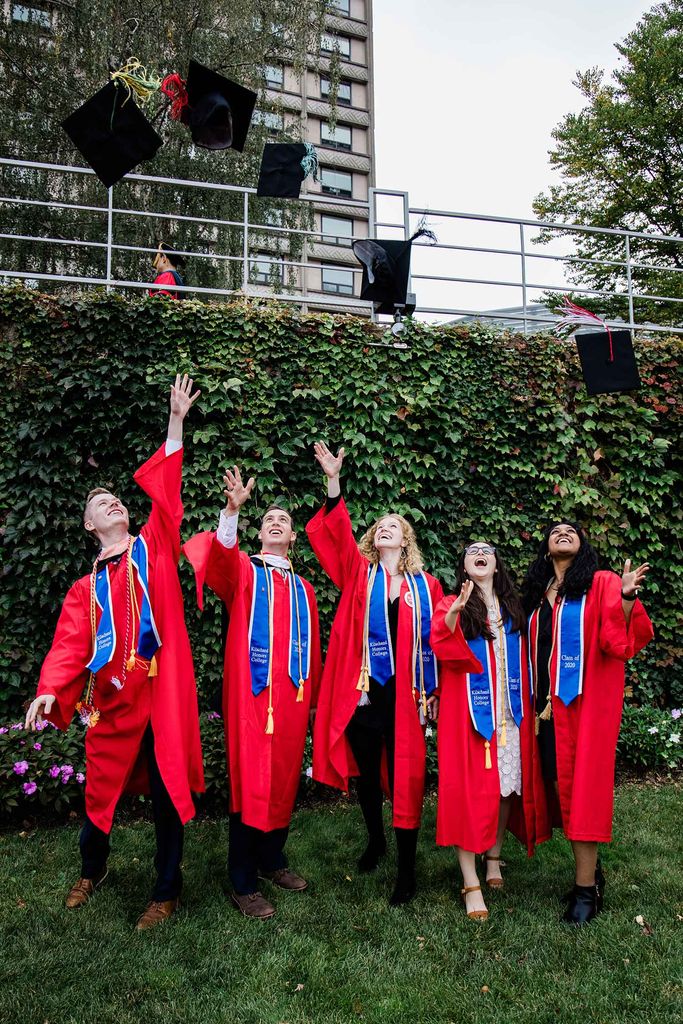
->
<box><xmin>149</xmin><ymin>241</ymin><xmax>186</xmax><ymax>299</ymax></box>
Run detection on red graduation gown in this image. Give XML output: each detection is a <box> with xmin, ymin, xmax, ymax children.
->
<box><xmin>35</xmin><ymin>445</ymin><xmax>204</xmax><ymax>832</ymax></box>
<box><xmin>431</xmin><ymin>597</ymin><xmax>549</xmax><ymax>855</ymax></box>
<box><xmin>306</xmin><ymin>498</ymin><xmax>444</xmax><ymax>830</ymax></box>
<box><xmin>183</xmin><ymin>533</ymin><xmax>322</xmax><ymax>833</ymax></box>
<box><xmin>529</xmin><ymin>570</ymin><xmax>653</xmax><ymax>843</ymax></box>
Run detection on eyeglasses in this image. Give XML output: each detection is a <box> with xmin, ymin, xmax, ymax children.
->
<box><xmin>465</xmin><ymin>545</ymin><xmax>496</xmax><ymax>556</ymax></box>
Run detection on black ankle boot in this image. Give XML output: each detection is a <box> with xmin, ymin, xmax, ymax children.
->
<box><xmin>357</xmin><ymin>838</ymin><xmax>386</xmax><ymax>873</ymax></box>
<box><xmin>561</xmin><ymin>883</ymin><xmax>599</xmax><ymax>925</ymax></box>
<box><xmin>389</xmin><ymin>828</ymin><xmax>418</xmax><ymax>906</ymax></box>
<box><xmin>389</xmin><ymin>871</ymin><xmax>416</xmax><ymax>906</ymax></box>
<box><xmin>562</xmin><ymin>862</ymin><xmax>606</xmax><ymax>906</ymax></box>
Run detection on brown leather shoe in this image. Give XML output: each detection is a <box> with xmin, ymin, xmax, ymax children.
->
<box><xmin>231</xmin><ymin>891</ymin><xmax>276</xmax><ymax>919</ymax></box>
<box><xmin>65</xmin><ymin>868</ymin><xmax>108</xmax><ymax>909</ymax></box>
<box><xmin>260</xmin><ymin>867</ymin><xmax>308</xmax><ymax>892</ymax></box>
<box><xmin>135</xmin><ymin>898</ymin><xmax>179</xmax><ymax>931</ymax></box>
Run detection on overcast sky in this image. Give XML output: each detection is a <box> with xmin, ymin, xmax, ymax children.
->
<box><xmin>371</xmin><ymin>0</ymin><xmax>651</xmax><ymax>317</ymax></box>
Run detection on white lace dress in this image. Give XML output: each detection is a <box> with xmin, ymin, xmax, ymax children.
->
<box><xmin>487</xmin><ymin>600</ymin><xmax>522</xmax><ymax>798</ymax></box>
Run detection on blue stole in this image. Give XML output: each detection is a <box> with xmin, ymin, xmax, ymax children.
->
<box><xmin>466</xmin><ymin>616</ymin><xmax>524</xmax><ymax>742</ymax></box>
<box><xmin>554</xmin><ymin>594</ymin><xmax>587</xmax><ymax>705</ymax></box>
<box><xmin>405</xmin><ymin>572</ymin><xmax>439</xmax><ymax>696</ymax></box>
<box><xmin>366</xmin><ymin>566</ymin><xmax>438</xmax><ymax>693</ymax></box>
<box><xmin>248</xmin><ymin>563</ymin><xmax>311</xmax><ymax>696</ymax></box>
<box><xmin>86</xmin><ymin>536</ymin><xmax>160</xmax><ymax>673</ymax></box>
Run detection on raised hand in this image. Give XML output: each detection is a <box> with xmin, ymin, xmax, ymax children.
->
<box><xmin>622</xmin><ymin>558</ymin><xmax>650</xmax><ymax>597</ymax></box>
<box><xmin>444</xmin><ymin>579</ymin><xmax>475</xmax><ymax>633</ymax></box>
<box><xmin>170</xmin><ymin>373</ymin><xmax>201</xmax><ymax>420</ymax></box>
<box><xmin>24</xmin><ymin>694</ymin><xmax>55</xmax><ymax>732</ymax></box>
<box><xmin>224</xmin><ymin>465</ymin><xmax>255</xmax><ymax>514</ymax></box>
<box><xmin>313</xmin><ymin>441</ymin><xmax>345</xmax><ymax>479</ymax></box>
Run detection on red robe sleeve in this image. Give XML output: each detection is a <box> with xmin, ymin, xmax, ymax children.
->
<box><xmin>306</xmin><ymin>583</ymin><xmax>323</xmax><ymax>709</ymax></box>
<box><xmin>35</xmin><ymin>578</ymin><xmax>91</xmax><ymax>730</ymax></box>
<box><xmin>430</xmin><ymin>595</ymin><xmax>485</xmax><ymax>673</ymax></box>
<box><xmin>305</xmin><ymin>497</ymin><xmax>364</xmax><ymax>589</ymax></box>
<box><xmin>134</xmin><ymin>444</ymin><xmax>184</xmax><ymax>560</ymax></box>
<box><xmin>149</xmin><ymin>270</ymin><xmax>178</xmax><ymax>298</ymax></box>
<box><xmin>596</xmin><ymin>571</ymin><xmax>654</xmax><ymax>661</ymax></box>
<box><xmin>182</xmin><ymin>531</ymin><xmax>245</xmax><ymax>610</ymax></box>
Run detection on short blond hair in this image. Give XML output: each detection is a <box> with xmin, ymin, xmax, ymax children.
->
<box><xmin>83</xmin><ymin>487</ymin><xmax>115</xmax><ymax>524</ymax></box>
<box><xmin>358</xmin><ymin>513</ymin><xmax>424</xmax><ymax>573</ymax></box>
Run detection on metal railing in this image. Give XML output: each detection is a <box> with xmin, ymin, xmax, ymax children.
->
<box><xmin>1</xmin><ymin>156</ymin><xmax>682</xmax><ymax>334</ymax></box>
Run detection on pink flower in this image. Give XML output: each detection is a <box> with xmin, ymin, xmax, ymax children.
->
<box><xmin>671</xmin><ymin>708</ymin><xmax>682</xmax><ymax>721</ymax></box>
<box><xmin>22</xmin><ymin>781</ymin><xmax>37</xmax><ymax>795</ymax></box>
<box><xmin>33</xmin><ymin>743</ymin><xmax>42</xmax><ymax>751</ymax></box>
<box><xmin>48</xmin><ymin>764</ymin><xmax>60</xmax><ymax>778</ymax></box>
<box><xmin>13</xmin><ymin>760</ymin><xmax>29</xmax><ymax>775</ymax></box>
<box><xmin>11</xmin><ymin>723</ymin><xmax>23</xmax><ymax>730</ymax></box>
<box><xmin>0</xmin><ymin>727</ymin><xmax>8</xmax><ymax>734</ymax></box>
<box><xmin>76</xmin><ymin>772</ymin><xmax>85</xmax><ymax>784</ymax></box>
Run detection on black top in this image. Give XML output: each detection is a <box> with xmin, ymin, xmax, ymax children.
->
<box><xmin>535</xmin><ymin>598</ymin><xmax>557</xmax><ymax>781</ymax></box>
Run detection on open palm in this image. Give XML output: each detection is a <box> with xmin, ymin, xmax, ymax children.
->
<box><xmin>313</xmin><ymin>441</ymin><xmax>345</xmax><ymax>478</ymax></box>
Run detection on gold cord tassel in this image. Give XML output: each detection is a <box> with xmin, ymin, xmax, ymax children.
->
<box><xmin>296</xmin><ymin>680</ymin><xmax>304</xmax><ymax>702</ymax></box>
<box><xmin>538</xmin><ymin>694</ymin><xmax>553</xmax><ymax>722</ymax></box>
<box><xmin>485</xmin><ymin>740</ymin><xmax>492</xmax><ymax>770</ymax></box>
<box><xmin>265</xmin><ymin>706</ymin><xmax>274</xmax><ymax>735</ymax></box>
<box><xmin>500</xmin><ymin>718</ymin><xmax>507</xmax><ymax>748</ymax></box>
<box><xmin>357</xmin><ymin>665</ymin><xmax>370</xmax><ymax>692</ymax></box>
<box><xmin>126</xmin><ymin>649</ymin><xmax>136</xmax><ymax>672</ymax></box>
<box><xmin>148</xmin><ymin>653</ymin><xmax>158</xmax><ymax>678</ymax></box>
<box><xmin>422</xmin><ymin>691</ymin><xmax>428</xmax><ymax>717</ymax></box>
<box><xmin>535</xmin><ymin>715</ymin><xmax>541</xmax><ymax>736</ymax></box>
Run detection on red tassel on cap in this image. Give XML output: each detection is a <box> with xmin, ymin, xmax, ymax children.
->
<box><xmin>161</xmin><ymin>74</ymin><xmax>189</xmax><ymax>121</ymax></box>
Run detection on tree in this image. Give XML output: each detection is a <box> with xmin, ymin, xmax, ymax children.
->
<box><xmin>533</xmin><ymin>1</ymin><xmax>683</xmax><ymax>326</ymax></box>
<box><xmin>0</xmin><ymin>1</ymin><xmax>332</xmax><ymax>291</ymax></box>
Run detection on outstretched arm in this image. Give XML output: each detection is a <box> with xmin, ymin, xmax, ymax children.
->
<box><xmin>444</xmin><ymin>579</ymin><xmax>475</xmax><ymax>632</ymax></box>
<box><xmin>167</xmin><ymin>373</ymin><xmax>201</xmax><ymax>446</ymax></box>
<box><xmin>621</xmin><ymin>558</ymin><xmax>650</xmax><ymax>628</ymax></box>
<box><xmin>313</xmin><ymin>441</ymin><xmax>345</xmax><ymax>499</ymax></box>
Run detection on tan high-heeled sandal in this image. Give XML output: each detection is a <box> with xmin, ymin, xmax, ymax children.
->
<box><xmin>461</xmin><ymin>885</ymin><xmax>489</xmax><ymax>920</ymax></box>
<box><xmin>484</xmin><ymin>854</ymin><xmax>504</xmax><ymax>889</ymax></box>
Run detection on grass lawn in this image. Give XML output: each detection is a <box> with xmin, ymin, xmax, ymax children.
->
<box><xmin>0</xmin><ymin>783</ymin><xmax>681</xmax><ymax>1024</ymax></box>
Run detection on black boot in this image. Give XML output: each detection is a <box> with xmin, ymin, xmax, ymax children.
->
<box><xmin>389</xmin><ymin>828</ymin><xmax>418</xmax><ymax>906</ymax></box>
<box><xmin>356</xmin><ymin>780</ymin><xmax>386</xmax><ymax>872</ymax></box>
<box><xmin>561</xmin><ymin>861</ymin><xmax>606</xmax><ymax>906</ymax></box>
<box><xmin>561</xmin><ymin>883</ymin><xmax>599</xmax><ymax>925</ymax></box>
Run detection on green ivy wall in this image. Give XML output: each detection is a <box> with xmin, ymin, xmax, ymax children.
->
<box><xmin>1</xmin><ymin>286</ymin><xmax>680</xmax><ymax>720</ymax></box>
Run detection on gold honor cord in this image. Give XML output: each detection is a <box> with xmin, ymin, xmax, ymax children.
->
<box><xmin>406</xmin><ymin>572</ymin><xmax>428</xmax><ymax>720</ymax></box>
<box><xmin>263</xmin><ymin>564</ymin><xmax>276</xmax><ymax>735</ymax></box>
<box><xmin>288</xmin><ymin>560</ymin><xmax>306</xmax><ymax>702</ymax></box>
<box><xmin>357</xmin><ymin>563</ymin><xmax>378</xmax><ymax>692</ymax></box>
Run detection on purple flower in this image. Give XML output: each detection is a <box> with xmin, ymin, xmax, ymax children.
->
<box><xmin>11</xmin><ymin>723</ymin><xmax>23</xmax><ymax>730</ymax></box>
<box><xmin>33</xmin><ymin>743</ymin><xmax>41</xmax><ymax>751</ymax></box>
<box><xmin>671</xmin><ymin>708</ymin><xmax>682</xmax><ymax>721</ymax></box>
<box><xmin>13</xmin><ymin>760</ymin><xmax>29</xmax><ymax>775</ymax></box>
<box><xmin>36</xmin><ymin>720</ymin><xmax>49</xmax><ymax>732</ymax></box>
<box><xmin>76</xmin><ymin>772</ymin><xmax>85</xmax><ymax>784</ymax></box>
<box><xmin>0</xmin><ymin>727</ymin><xmax>8</xmax><ymax>734</ymax></box>
<box><xmin>22</xmin><ymin>781</ymin><xmax>37</xmax><ymax>796</ymax></box>
<box><xmin>48</xmin><ymin>764</ymin><xmax>60</xmax><ymax>778</ymax></box>
<box><xmin>206</xmin><ymin>711</ymin><xmax>221</xmax><ymax>721</ymax></box>
<box><xmin>60</xmin><ymin>764</ymin><xmax>74</xmax><ymax>782</ymax></box>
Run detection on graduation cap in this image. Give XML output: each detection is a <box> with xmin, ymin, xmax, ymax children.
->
<box><xmin>256</xmin><ymin>143</ymin><xmax>319</xmax><ymax>198</ymax></box>
<box><xmin>352</xmin><ymin>227</ymin><xmax>436</xmax><ymax>315</ymax></box>
<box><xmin>170</xmin><ymin>60</ymin><xmax>257</xmax><ymax>151</ymax></box>
<box><xmin>554</xmin><ymin>298</ymin><xmax>640</xmax><ymax>395</ymax></box>
<box><xmin>62</xmin><ymin>80</ymin><xmax>163</xmax><ymax>188</ymax></box>
<box><xmin>575</xmin><ymin>329</ymin><xmax>641</xmax><ymax>395</ymax></box>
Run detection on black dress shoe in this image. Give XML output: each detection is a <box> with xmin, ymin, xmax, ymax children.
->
<box><xmin>561</xmin><ymin>861</ymin><xmax>606</xmax><ymax>906</ymax></box>
<box><xmin>357</xmin><ymin>840</ymin><xmax>386</xmax><ymax>873</ymax></box>
<box><xmin>561</xmin><ymin>884</ymin><xmax>599</xmax><ymax>925</ymax></box>
<box><xmin>389</xmin><ymin>873</ymin><xmax>416</xmax><ymax>906</ymax></box>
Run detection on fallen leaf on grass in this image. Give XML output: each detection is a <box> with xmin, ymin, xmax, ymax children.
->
<box><xmin>481</xmin><ymin>986</ymin><xmax>490</xmax><ymax>993</ymax></box>
<box><xmin>16</xmin><ymin>898</ymin><xmax>26</xmax><ymax>908</ymax></box>
<box><xmin>635</xmin><ymin>914</ymin><xmax>653</xmax><ymax>935</ymax></box>
<box><xmin>345</xmin><ymin>875</ymin><xmax>352</xmax><ymax>882</ymax></box>
<box><xmin>294</xmin><ymin>984</ymin><xmax>304</xmax><ymax>992</ymax></box>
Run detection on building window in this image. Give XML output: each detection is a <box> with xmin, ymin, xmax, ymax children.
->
<box><xmin>320</xmin><ymin>167</ymin><xmax>353</xmax><ymax>198</ymax></box>
<box><xmin>12</xmin><ymin>5</ymin><xmax>51</xmax><ymax>26</ymax></box>
<box><xmin>320</xmin><ymin>33</ymin><xmax>351</xmax><ymax>59</ymax></box>
<box><xmin>322</xmin><ymin>266</ymin><xmax>355</xmax><ymax>296</ymax></box>
<box><xmin>321</xmin><ymin>122</ymin><xmax>352</xmax><ymax>151</ymax></box>
<box><xmin>320</xmin><ymin>77</ymin><xmax>352</xmax><ymax>106</ymax></box>
<box><xmin>330</xmin><ymin>0</ymin><xmax>351</xmax><ymax>13</ymax></box>
<box><xmin>321</xmin><ymin>215</ymin><xmax>354</xmax><ymax>246</ymax></box>
<box><xmin>264</xmin><ymin>65</ymin><xmax>284</xmax><ymax>90</ymax></box>
<box><xmin>263</xmin><ymin>207</ymin><xmax>284</xmax><ymax>227</ymax></box>
<box><xmin>250</xmin><ymin>256</ymin><xmax>283</xmax><ymax>286</ymax></box>
<box><xmin>253</xmin><ymin>110</ymin><xmax>284</xmax><ymax>132</ymax></box>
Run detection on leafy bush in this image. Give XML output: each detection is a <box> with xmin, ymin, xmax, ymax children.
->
<box><xmin>0</xmin><ymin>718</ymin><xmax>85</xmax><ymax>815</ymax></box>
<box><xmin>617</xmin><ymin>705</ymin><xmax>683</xmax><ymax>771</ymax></box>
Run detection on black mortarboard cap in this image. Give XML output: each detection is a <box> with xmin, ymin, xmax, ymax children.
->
<box><xmin>575</xmin><ymin>329</ymin><xmax>641</xmax><ymax>394</ymax></box>
<box><xmin>256</xmin><ymin>143</ymin><xmax>318</xmax><ymax>198</ymax></box>
<box><xmin>352</xmin><ymin>228</ymin><xmax>435</xmax><ymax>314</ymax></box>
<box><xmin>62</xmin><ymin>81</ymin><xmax>163</xmax><ymax>188</ymax></box>
<box><xmin>183</xmin><ymin>59</ymin><xmax>257</xmax><ymax>151</ymax></box>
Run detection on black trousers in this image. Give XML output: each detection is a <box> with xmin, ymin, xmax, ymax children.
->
<box><xmin>79</xmin><ymin>725</ymin><xmax>184</xmax><ymax>902</ymax></box>
<box><xmin>346</xmin><ymin>693</ymin><xmax>396</xmax><ymax>844</ymax></box>
<box><xmin>228</xmin><ymin>812</ymin><xmax>289</xmax><ymax>895</ymax></box>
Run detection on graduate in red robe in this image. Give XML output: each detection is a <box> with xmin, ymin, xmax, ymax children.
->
<box><xmin>522</xmin><ymin>520</ymin><xmax>653</xmax><ymax>924</ymax></box>
<box><xmin>431</xmin><ymin>541</ymin><xmax>548</xmax><ymax>921</ymax></box>
<box><xmin>306</xmin><ymin>443</ymin><xmax>450</xmax><ymax>906</ymax></box>
<box><xmin>25</xmin><ymin>374</ymin><xmax>204</xmax><ymax>931</ymax></box>
<box><xmin>184</xmin><ymin>465</ymin><xmax>321</xmax><ymax>920</ymax></box>
<box><xmin>149</xmin><ymin>241</ymin><xmax>186</xmax><ymax>299</ymax></box>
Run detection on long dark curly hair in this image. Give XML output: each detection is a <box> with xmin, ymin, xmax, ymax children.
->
<box><xmin>456</xmin><ymin>547</ymin><xmax>526</xmax><ymax>641</ymax></box>
<box><xmin>522</xmin><ymin>520</ymin><xmax>598</xmax><ymax>614</ymax></box>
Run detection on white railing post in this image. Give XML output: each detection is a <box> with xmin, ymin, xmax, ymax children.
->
<box><xmin>242</xmin><ymin>191</ymin><xmax>250</xmax><ymax>292</ymax></box>
<box><xmin>519</xmin><ymin>223</ymin><xmax>528</xmax><ymax>333</ymax></box>
<box><xmin>105</xmin><ymin>185</ymin><xmax>113</xmax><ymax>292</ymax></box>
<box><xmin>625</xmin><ymin>234</ymin><xmax>635</xmax><ymax>328</ymax></box>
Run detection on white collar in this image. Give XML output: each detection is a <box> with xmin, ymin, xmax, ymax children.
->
<box><xmin>258</xmin><ymin>553</ymin><xmax>291</xmax><ymax>571</ymax></box>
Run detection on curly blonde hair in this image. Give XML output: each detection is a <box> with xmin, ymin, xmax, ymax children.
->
<box><xmin>358</xmin><ymin>513</ymin><xmax>424</xmax><ymax>573</ymax></box>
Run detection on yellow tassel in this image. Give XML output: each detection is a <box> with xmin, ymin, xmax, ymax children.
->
<box><xmin>485</xmin><ymin>740</ymin><xmax>492</xmax><ymax>770</ymax></box>
<box><xmin>356</xmin><ymin>665</ymin><xmax>370</xmax><ymax>692</ymax></box>
<box><xmin>422</xmin><ymin>692</ymin><xmax>428</xmax><ymax>717</ymax></box>
<box><xmin>148</xmin><ymin>653</ymin><xmax>158</xmax><ymax>678</ymax></box>
<box><xmin>535</xmin><ymin>715</ymin><xmax>541</xmax><ymax>736</ymax></box>
<box><xmin>296</xmin><ymin>680</ymin><xmax>304</xmax><ymax>703</ymax></box>
<box><xmin>126</xmin><ymin>649</ymin><xmax>136</xmax><ymax>672</ymax></box>
<box><xmin>500</xmin><ymin>719</ymin><xmax>507</xmax><ymax>748</ymax></box>
<box><xmin>265</xmin><ymin>707</ymin><xmax>274</xmax><ymax>735</ymax></box>
<box><xmin>539</xmin><ymin>695</ymin><xmax>553</xmax><ymax>722</ymax></box>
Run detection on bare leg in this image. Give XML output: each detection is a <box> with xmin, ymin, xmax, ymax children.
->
<box><xmin>456</xmin><ymin>847</ymin><xmax>487</xmax><ymax>916</ymax></box>
<box><xmin>485</xmin><ymin>795</ymin><xmax>512</xmax><ymax>884</ymax></box>
<box><xmin>571</xmin><ymin>840</ymin><xmax>598</xmax><ymax>886</ymax></box>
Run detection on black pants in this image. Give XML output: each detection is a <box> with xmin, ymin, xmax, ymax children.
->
<box><xmin>228</xmin><ymin>812</ymin><xmax>289</xmax><ymax>895</ymax></box>
<box><xmin>79</xmin><ymin>725</ymin><xmax>184</xmax><ymax>901</ymax></box>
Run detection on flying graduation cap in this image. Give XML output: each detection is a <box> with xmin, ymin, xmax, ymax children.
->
<box><xmin>352</xmin><ymin>226</ymin><xmax>436</xmax><ymax>315</ymax></box>
<box><xmin>256</xmin><ymin>143</ymin><xmax>319</xmax><ymax>198</ymax></box>
<box><xmin>62</xmin><ymin>61</ymin><xmax>163</xmax><ymax>188</ymax></box>
<box><xmin>162</xmin><ymin>60</ymin><xmax>257</xmax><ymax>151</ymax></box>
<box><xmin>555</xmin><ymin>297</ymin><xmax>641</xmax><ymax>395</ymax></box>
